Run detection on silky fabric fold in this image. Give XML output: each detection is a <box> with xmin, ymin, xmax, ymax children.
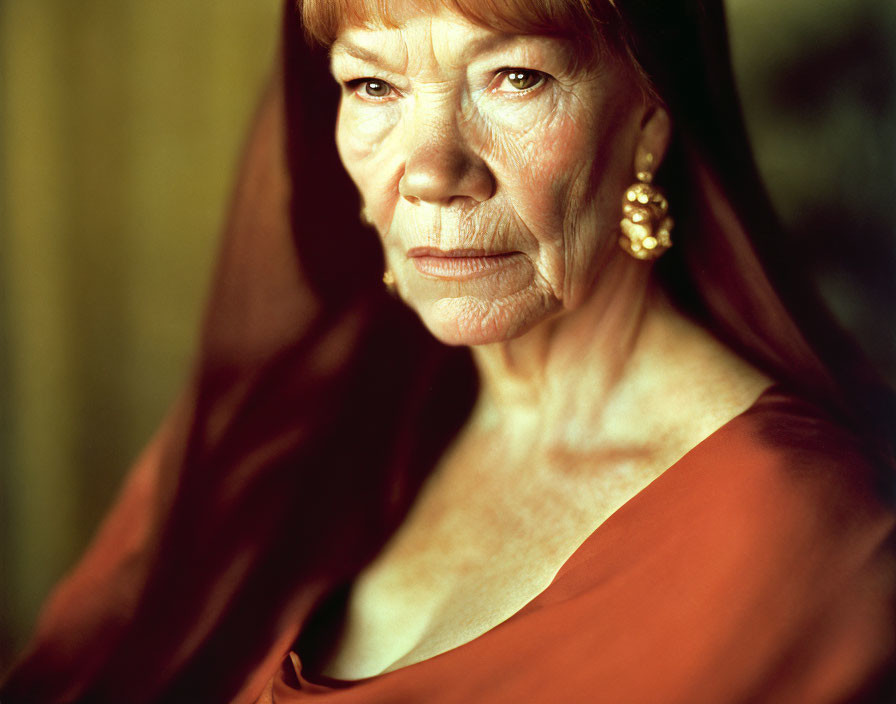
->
<box><xmin>259</xmin><ymin>388</ymin><xmax>896</xmax><ymax>704</ymax></box>
<box><xmin>2</xmin><ymin>15</ymin><xmax>477</xmax><ymax>703</ymax></box>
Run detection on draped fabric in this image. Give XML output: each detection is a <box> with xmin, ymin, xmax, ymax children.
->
<box><xmin>2</xmin><ymin>1</ymin><xmax>895</xmax><ymax>702</ymax></box>
<box><xmin>257</xmin><ymin>388</ymin><xmax>896</xmax><ymax>704</ymax></box>
<box><xmin>2</xmin><ymin>19</ymin><xmax>476</xmax><ymax>699</ymax></box>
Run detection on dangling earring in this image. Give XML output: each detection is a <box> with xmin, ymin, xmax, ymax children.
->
<box><xmin>382</xmin><ymin>269</ymin><xmax>397</xmax><ymax>295</ymax></box>
<box><xmin>618</xmin><ymin>158</ymin><xmax>673</xmax><ymax>261</ymax></box>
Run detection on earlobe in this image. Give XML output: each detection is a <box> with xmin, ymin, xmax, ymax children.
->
<box><xmin>635</xmin><ymin>104</ymin><xmax>672</xmax><ymax>175</ymax></box>
<box><xmin>618</xmin><ymin>103</ymin><xmax>674</xmax><ymax>261</ymax></box>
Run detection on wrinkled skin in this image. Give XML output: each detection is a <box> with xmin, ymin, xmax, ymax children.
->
<box><xmin>319</xmin><ymin>10</ymin><xmax>777</xmax><ymax>684</ymax></box>
<box><xmin>331</xmin><ymin>10</ymin><xmax>663</xmax><ymax>346</ymax></box>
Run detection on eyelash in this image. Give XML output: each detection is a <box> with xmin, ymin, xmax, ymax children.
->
<box><xmin>344</xmin><ymin>78</ymin><xmax>397</xmax><ymax>101</ymax></box>
<box><xmin>343</xmin><ymin>68</ymin><xmax>550</xmax><ymax>102</ymax></box>
<box><xmin>491</xmin><ymin>68</ymin><xmax>547</xmax><ymax>94</ymax></box>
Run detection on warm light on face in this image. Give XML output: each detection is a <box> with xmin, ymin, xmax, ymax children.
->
<box><xmin>331</xmin><ymin>8</ymin><xmax>646</xmax><ymax>346</ymax></box>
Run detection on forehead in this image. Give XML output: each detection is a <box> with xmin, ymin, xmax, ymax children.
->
<box><xmin>308</xmin><ymin>0</ymin><xmax>567</xmax><ymax>33</ymax></box>
<box><xmin>331</xmin><ymin>14</ymin><xmax>545</xmax><ymax>69</ymax></box>
<box><xmin>346</xmin><ymin>0</ymin><xmax>450</xmax><ymax>26</ymax></box>
<box><xmin>302</xmin><ymin>0</ymin><xmax>612</xmax><ymax>58</ymax></box>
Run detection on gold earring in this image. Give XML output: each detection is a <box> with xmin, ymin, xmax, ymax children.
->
<box><xmin>382</xmin><ymin>269</ymin><xmax>397</xmax><ymax>295</ymax></box>
<box><xmin>618</xmin><ymin>163</ymin><xmax>673</xmax><ymax>261</ymax></box>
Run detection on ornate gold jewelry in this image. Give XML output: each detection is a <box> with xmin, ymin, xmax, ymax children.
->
<box><xmin>618</xmin><ymin>165</ymin><xmax>673</xmax><ymax>261</ymax></box>
<box><xmin>382</xmin><ymin>269</ymin><xmax>397</xmax><ymax>295</ymax></box>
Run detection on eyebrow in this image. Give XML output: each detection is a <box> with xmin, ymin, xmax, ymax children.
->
<box><xmin>330</xmin><ymin>40</ymin><xmax>394</xmax><ymax>70</ymax></box>
<box><xmin>330</xmin><ymin>33</ymin><xmax>534</xmax><ymax>71</ymax></box>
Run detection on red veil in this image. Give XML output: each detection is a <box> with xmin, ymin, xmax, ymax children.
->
<box><xmin>3</xmin><ymin>1</ymin><xmax>894</xmax><ymax>702</ymax></box>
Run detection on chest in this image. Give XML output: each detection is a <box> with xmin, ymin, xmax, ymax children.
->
<box><xmin>310</xmin><ymin>435</ymin><xmax>663</xmax><ymax>680</ymax></box>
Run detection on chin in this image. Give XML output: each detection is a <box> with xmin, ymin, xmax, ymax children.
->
<box><xmin>413</xmin><ymin>293</ymin><xmax>556</xmax><ymax>347</ymax></box>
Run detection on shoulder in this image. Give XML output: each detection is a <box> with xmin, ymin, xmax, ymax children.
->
<box><xmin>505</xmin><ymin>386</ymin><xmax>896</xmax><ymax>703</ymax></box>
<box><xmin>706</xmin><ymin>387</ymin><xmax>896</xmax><ymax>540</ymax></box>
<box><xmin>677</xmin><ymin>386</ymin><xmax>896</xmax><ymax>578</ymax></box>
<box><xmin>673</xmin><ymin>386</ymin><xmax>896</xmax><ymax>700</ymax></box>
<box><xmin>568</xmin><ymin>386</ymin><xmax>896</xmax><ymax>701</ymax></box>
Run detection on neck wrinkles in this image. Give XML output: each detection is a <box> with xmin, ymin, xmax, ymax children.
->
<box><xmin>469</xmin><ymin>253</ymin><xmax>656</xmax><ymax>437</ymax></box>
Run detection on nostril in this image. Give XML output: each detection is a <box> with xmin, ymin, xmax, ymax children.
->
<box><xmin>399</xmin><ymin>138</ymin><xmax>494</xmax><ymax>206</ymax></box>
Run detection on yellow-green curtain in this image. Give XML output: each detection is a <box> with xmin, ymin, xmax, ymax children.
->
<box><xmin>0</xmin><ymin>0</ymin><xmax>281</xmax><ymax>665</ymax></box>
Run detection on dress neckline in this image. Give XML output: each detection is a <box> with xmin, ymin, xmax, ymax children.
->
<box><xmin>293</xmin><ymin>383</ymin><xmax>783</xmax><ymax>691</ymax></box>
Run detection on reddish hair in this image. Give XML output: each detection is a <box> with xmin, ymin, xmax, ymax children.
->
<box><xmin>300</xmin><ymin>0</ymin><xmax>610</xmax><ymax>42</ymax></box>
<box><xmin>299</xmin><ymin>0</ymin><xmax>633</xmax><ymax>71</ymax></box>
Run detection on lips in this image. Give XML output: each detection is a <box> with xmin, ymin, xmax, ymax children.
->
<box><xmin>407</xmin><ymin>247</ymin><xmax>523</xmax><ymax>280</ymax></box>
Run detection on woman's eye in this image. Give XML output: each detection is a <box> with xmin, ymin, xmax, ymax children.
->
<box><xmin>347</xmin><ymin>78</ymin><xmax>394</xmax><ymax>100</ymax></box>
<box><xmin>495</xmin><ymin>69</ymin><xmax>546</xmax><ymax>93</ymax></box>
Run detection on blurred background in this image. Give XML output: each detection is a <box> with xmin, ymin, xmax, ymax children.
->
<box><xmin>0</xmin><ymin>0</ymin><xmax>894</xmax><ymax>670</ymax></box>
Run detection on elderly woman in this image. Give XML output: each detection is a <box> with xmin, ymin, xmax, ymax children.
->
<box><xmin>3</xmin><ymin>0</ymin><xmax>895</xmax><ymax>702</ymax></box>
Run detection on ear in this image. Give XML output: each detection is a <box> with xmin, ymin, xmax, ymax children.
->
<box><xmin>633</xmin><ymin>103</ymin><xmax>672</xmax><ymax>177</ymax></box>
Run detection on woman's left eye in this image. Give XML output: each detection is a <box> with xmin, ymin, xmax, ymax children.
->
<box><xmin>494</xmin><ymin>69</ymin><xmax>547</xmax><ymax>93</ymax></box>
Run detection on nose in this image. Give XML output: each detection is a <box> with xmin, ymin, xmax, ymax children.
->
<box><xmin>398</xmin><ymin>110</ymin><xmax>495</xmax><ymax>206</ymax></box>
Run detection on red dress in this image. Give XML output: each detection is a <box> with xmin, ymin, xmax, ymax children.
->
<box><xmin>249</xmin><ymin>387</ymin><xmax>896</xmax><ymax>703</ymax></box>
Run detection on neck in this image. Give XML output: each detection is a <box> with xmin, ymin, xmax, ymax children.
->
<box><xmin>470</xmin><ymin>253</ymin><xmax>661</xmax><ymax>441</ymax></box>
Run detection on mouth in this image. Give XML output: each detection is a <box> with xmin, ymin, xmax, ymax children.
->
<box><xmin>407</xmin><ymin>247</ymin><xmax>524</xmax><ymax>281</ymax></box>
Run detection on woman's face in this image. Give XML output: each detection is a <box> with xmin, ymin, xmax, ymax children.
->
<box><xmin>331</xmin><ymin>8</ymin><xmax>652</xmax><ymax>346</ymax></box>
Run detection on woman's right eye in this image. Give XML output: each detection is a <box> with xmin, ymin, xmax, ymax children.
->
<box><xmin>346</xmin><ymin>78</ymin><xmax>395</xmax><ymax>100</ymax></box>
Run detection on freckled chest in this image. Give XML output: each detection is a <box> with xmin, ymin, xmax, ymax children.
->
<box><xmin>311</xmin><ymin>425</ymin><xmax>659</xmax><ymax>680</ymax></box>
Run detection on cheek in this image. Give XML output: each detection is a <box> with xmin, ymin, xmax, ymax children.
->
<box><xmin>494</xmin><ymin>110</ymin><xmax>595</xmax><ymax>244</ymax></box>
<box><xmin>336</xmin><ymin>105</ymin><xmax>402</xmax><ymax>231</ymax></box>
<box><xmin>491</xmin><ymin>96</ymin><xmax>636</xmax><ymax>304</ymax></box>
